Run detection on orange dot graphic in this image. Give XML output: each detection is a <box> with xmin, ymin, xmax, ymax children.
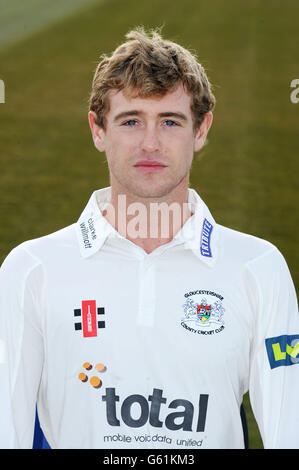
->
<box><xmin>83</xmin><ymin>362</ymin><xmax>92</xmax><ymax>370</ymax></box>
<box><xmin>90</xmin><ymin>376</ymin><xmax>102</xmax><ymax>389</ymax></box>
<box><xmin>78</xmin><ymin>372</ymin><xmax>88</xmax><ymax>382</ymax></box>
<box><xmin>95</xmin><ymin>363</ymin><xmax>106</xmax><ymax>372</ymax></box>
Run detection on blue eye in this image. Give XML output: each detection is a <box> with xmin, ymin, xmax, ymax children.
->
<box><xmin>123</xmin><ymin>119</ymin><xmax>137</xmax><ymax>126</ymax></box>
<box><xmin>164</xmin><ymin>120</ymin><xmax>177</xmax><ymax>126</ymax></box>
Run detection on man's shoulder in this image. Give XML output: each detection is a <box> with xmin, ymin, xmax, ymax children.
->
<box><xmin>216</xmin><ymin>224</ymin><xmax>296</xmax><ymax>302</ymax></box>
<box><xmin>1</xmin><ymin>223</ymin><xmax>78</xmax><ymax>270</ymax></box>
<box><xmin>216</xmin><ymin>222</ymin><xmax>279</xmax><ymax>265</ymax></box>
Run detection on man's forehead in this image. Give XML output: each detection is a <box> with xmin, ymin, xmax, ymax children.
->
<box><xmin>107</xmin><ymin>84</ymin><xmax>192</xmax><ymax>116</ymax></box>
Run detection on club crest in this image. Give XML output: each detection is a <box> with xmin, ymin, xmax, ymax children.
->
<box><xmin>181</xmin><ymin>290</ymin><xmax>225</xmax><ymax>335</ymax></box>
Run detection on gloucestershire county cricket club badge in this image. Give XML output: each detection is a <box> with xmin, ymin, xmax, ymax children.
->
<box><xmin>181</xmin><ymin>290</ymin><xmax>225</xmax><ymax>335</ymax></box>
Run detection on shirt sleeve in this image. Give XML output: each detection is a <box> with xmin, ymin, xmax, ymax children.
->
<box><xmin>0</xmin><ymin>245</ymin><xmax>44</xmax><ymax>449</ymax></box>
<box><xmin>246</xmin><ymin>246</ymin><xmax>299</xmax><ymax>449</ymax></box>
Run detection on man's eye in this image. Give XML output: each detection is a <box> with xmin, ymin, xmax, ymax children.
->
<box><xmin>123</xmin><ymin>119</ymin><xmax>137</xmax><ymax>126</ymax></box>
<box><xmin>164</xmin><ymin>120</ymin><xmax>178</xmax><ymax>126</ymax></box>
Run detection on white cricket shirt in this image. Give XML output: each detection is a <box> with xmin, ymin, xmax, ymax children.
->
<box><xmin>0</xmin><ymin>186</ymin><xmax>298</xmax><ymax>449</ymax></box>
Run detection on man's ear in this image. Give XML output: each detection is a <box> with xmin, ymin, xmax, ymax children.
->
<box><xmin>88</xmin><ymin>111</ymin><xmax>106</xmax><ymax>152</ymax></box>
<box><xmin>193</xmin><ymin>111</ymin><xmax>213</xmax><ymax>152</ymax></box>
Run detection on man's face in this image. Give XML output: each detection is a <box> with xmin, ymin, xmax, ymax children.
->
<box><xmin>89</xmin><ymin>83</ymin><xmax>213</xmax><ymax>199</ymax></box>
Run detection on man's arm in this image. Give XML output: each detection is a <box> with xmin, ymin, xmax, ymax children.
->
<box><xmin>0</xmin><ymin>245</ymin><xmax>44</xmax><ymax>448</ymax></box>
<box><xmin>246</xmin><ymin>246</ymin><xmax>299</xmax><ymax>448</ymax></box>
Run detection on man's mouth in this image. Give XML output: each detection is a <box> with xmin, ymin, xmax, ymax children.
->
<box><xmin>133</xmin><ymin>160</ymin><xmax>167</xmax><ymax>173</ymax></box>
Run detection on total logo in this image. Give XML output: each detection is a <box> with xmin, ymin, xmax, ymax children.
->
<box><xmin>78</xmin><ymin>361</ymin><xmax>209</xmax><ymax>433</ymax></box>
<box><xmin>101</xmin><ymin>388</ymin><xmax>209</xmax><ymax>433</ymax></box>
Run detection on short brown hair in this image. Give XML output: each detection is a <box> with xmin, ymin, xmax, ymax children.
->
<box><xmin>89</xmin><ymin>26</ymin><xmax>216</xmax><ymax>131</ymax></box>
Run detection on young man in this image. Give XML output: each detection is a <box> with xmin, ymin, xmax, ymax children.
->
<box><xmin>0</xmin><ymin>27</ymin><xmax>298</xmax><ymax>449</ymax></box>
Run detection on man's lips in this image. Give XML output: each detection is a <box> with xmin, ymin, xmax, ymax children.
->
<box><xmin>133</xmin><ymin>160</ymin><xmax>167</xmax><ymax>173</ymax></box>
<box><xmin>134</xmin><ymin>160</ymin><xmax>167</xmax><ymax>167</ymax></box>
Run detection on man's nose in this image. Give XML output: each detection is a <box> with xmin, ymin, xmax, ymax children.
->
<box><xmin>140</xmin><ymin>126</ymin><xmax>161</xmax><ymax>153</ymax></box>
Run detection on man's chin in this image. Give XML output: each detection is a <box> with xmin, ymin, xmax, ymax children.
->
<box><xmin>110</xmin><ymin>171</ymin><xmax>188</xmax><ymax>201</ymax></box>
<box><xmin>125</xmin><ymin>182</ymin><xmax>178</xmax><ymax>200</ymax></box>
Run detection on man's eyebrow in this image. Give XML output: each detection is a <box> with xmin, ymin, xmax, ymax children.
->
<box><xmin>113</xmin><ymin>110</ymin><xmax>141</xmax><ymax>122</ymax></box>
<box><xmin>113</xmin><ymin>110</ymin><xmax>188</xmax><ymax>122</ymax></box>
<box><xmin>158</xmin><ymin>112</ymin><xmax>188</xmax><ymax>121</ymax></box>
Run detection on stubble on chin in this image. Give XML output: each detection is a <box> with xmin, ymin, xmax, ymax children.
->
<box><xmin>113</xmin><ymin>174</ymin><xmax>188</xmax><ymax>202</ymax></box>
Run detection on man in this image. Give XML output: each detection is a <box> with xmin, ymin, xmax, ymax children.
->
<box><xmin>0</xmin><ymin>27</ymin><xmax>298</xmax><ymax>449</ymax></box>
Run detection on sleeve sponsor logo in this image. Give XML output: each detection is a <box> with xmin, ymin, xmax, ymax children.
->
<box><xmin>265</xmin><ymin>334</ymin><xmax>299</xmax><ymax>369</ymax></box>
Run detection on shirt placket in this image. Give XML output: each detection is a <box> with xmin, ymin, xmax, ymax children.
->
<box><xmin>137</xmin><ymin>256</ymin><xmax>157</xmax><ymax>328</ymax></box>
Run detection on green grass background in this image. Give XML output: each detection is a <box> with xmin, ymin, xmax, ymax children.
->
<box><xmin>1</xmin><ymin>0</ymin><xmax>299</xmax><ymax>449</ymax></box>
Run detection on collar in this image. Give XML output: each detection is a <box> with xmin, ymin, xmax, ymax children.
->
<box><xmin>75</xmin><ymin>186</ymin><xmax>219</xmax><ymax>267</ymax></box>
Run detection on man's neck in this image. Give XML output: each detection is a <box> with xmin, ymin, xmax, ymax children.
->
<box><xmin>102</xmin><ymin>180</ymin><xmax>193</xmax><ymax>254</ymax></box>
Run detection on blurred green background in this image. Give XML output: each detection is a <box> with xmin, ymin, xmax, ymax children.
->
<box><xmin>1</xmin><ymin>0</ymin><xmax>298</xmax><ymax>449</ymax></box>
